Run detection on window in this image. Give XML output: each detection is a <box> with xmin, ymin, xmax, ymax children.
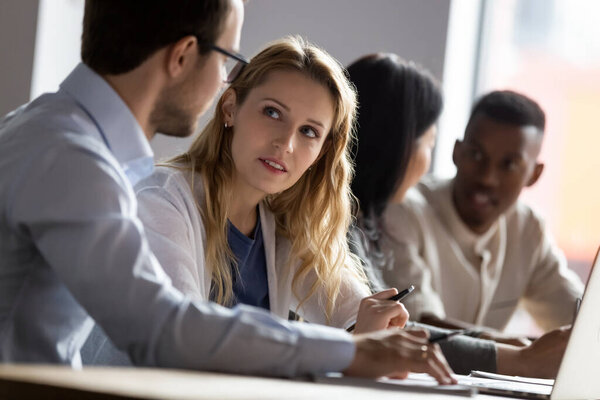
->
<box><xmin>477</xmin><ymin>0</ymin><xmax>600</xmax><ymax>283</ymax></box>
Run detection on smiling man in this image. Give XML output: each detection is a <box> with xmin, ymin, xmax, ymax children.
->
<box><xmin>379</xmin><ymin>90</ymin><xmax>584</xmax><ymax>340</ymax></box>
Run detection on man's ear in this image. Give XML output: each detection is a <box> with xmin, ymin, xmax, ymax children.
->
<box><xmin>452</xmin><ymin>139</ymin><xmax>462</xmax><ymax>167</ymax></box>
<box><xmin>221</xmin><ymin>88</ymin><xmax>238</xmax><ymax>125</ymax></box>
<box><xmin>526</xmin><ymin>162</ymin><xmax>544</xmax><ymax>187</ymax></box>
<box><xmin>165</xmin><ymin>35</ymin><xmax>198</xmax><ymax>78</ymax></box>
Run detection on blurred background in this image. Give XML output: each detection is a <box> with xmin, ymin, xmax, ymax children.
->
<box><xmin>1</xmin><ymin>0</ymin><xmax>598</xmax><ymax>335</ymax></box>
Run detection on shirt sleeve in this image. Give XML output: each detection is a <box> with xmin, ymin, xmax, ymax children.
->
<box><xmin>156</xmin><ymin>301</ymin><xmax>355</xmax><ymax>376</ymax></box>
<box><xmin>522</xmin><ymin>220</ymin><xmax>584</xmax><ymax>330</ymax></box>
<box><xmin>329</xmin><ymin>268</ymin><xmax>371</xmax><ymax>329</ymax></box>
<box><xmin>136</xmin><ymin>179</ymin><xmax>207</xmax><ymax>301</ymax></box>
<box><xmin>8</xmin><ymin>141</ymin><xmax>355</xmax><ymax>376</ymax></box>
<box><xmin>289</xmin><ymin>258</ymin><xmax>370</xmax><ymax>329</ymax></box>
<box><xmin>380</xmin><ymin>204</ymin><xmax>447</xmax><ymax>321</ymax></box>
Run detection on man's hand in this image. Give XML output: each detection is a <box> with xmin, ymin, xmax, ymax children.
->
<box><xmin>343</xmin><ymin>327</ymin><xmax>456</xmax><ymax>385</ymax></box>
<box><xmin>496</xmin><ymin>325</ymin><xmax>571</xmax><ymax>378</ymax></box>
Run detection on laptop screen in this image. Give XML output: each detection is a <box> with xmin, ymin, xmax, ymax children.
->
<box><xmin>551</xmin><ymin>247</ymin><xmax>600</xmax><ymax>399</ymax></box>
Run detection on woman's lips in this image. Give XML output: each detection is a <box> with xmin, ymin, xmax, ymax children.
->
<box><xmin>259</xmin><ymin>158</ymin><xmax>287</xmax><ymax>173</ymax></box>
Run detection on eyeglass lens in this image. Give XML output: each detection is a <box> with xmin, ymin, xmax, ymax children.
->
<box><xmin>224</xmin><ymin>58</ymin><xmax>245</xmax><ymax>83</ymax></box>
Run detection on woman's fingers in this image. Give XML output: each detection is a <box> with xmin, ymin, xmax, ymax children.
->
<box><xmin>369</xmin><ymin>288</ymin><xmax>399</xmax><ymax>300</ymax></box>
<box><xmin>354</xmin><ymin>295</ymin><xmax>409</xmax><ymax>333</ymax></box>
<box><xmin>389</xmin><ymin>302</ymin><xmax>409</xmax><ymax>328</ymax></box>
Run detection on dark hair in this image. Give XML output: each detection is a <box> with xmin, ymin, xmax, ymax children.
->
<box><xmin>82</xmin><ymin>0</ymin><xmax>231</xmax><ymax>75</ymax></box>
<box><xmin>348</xmin><ymin>54</ymin><xmax>443</xmax><ymax>219</ymax></box>
<box><xmin>467</xmin><ymin>90</ymin><xmax>545</xmax><ymax>133</ymax></box>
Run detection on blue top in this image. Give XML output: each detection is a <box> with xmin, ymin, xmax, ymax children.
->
<box><xmin>227</xmin><ymin>218</ymin><xmax>270</xmax><ymax>310</ymax></box>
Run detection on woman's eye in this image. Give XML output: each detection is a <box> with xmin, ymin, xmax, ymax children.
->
<box><xmin>300</xmin><ymin>126</ymin><xmax>317</xmax><ymax>138</ymax></box>
<box><xmin>263</xmin><ymin>106</ymin><xmax>280</xmax><ymax>119</ymax></box>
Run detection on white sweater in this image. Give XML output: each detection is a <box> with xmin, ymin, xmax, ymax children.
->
<box><xmin>135</xmin><ymin>166</ymin><xmax>369</xmax><ymax>328</ymax></box>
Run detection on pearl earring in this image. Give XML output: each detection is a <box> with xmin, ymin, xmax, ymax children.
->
<box><xmin>224</xmin><ymin>122</ymin><xmax>228</xmax><ymax>128</ymax></box>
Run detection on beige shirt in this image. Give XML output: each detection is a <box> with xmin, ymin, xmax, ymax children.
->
<box><xmin>135</xmin><ymin>166</ymin><xmax>369</xmax><ymax>329</ymax></box>
<box><xmin>380</xmin><ymin>177</ymin><xmax>584</xmax><ymax>331</ymax></box>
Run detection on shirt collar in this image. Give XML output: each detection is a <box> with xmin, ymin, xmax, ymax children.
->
<box><xmin>60</xmin><ymin>63</ymin><xmax>154</xmax><ymax>185</ymax></box>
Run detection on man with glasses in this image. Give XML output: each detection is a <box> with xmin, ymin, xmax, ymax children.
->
<box><xmin>0</xmin><ymin>0</ymin><xmax>455</xmax><ymax>381</ymax></box>
<box><xmin>0</xmin><ymin>0</ymin><xmax>248</xmax><ymax>368</ymax></box>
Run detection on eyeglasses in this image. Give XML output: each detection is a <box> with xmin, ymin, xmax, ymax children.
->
<box><xmin>204</xmin><ymin>43</ymin><xmax>249</xmax><ymax>84</ymax></box>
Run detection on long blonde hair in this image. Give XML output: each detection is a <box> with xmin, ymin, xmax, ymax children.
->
<box><xmin>170</xmin><ymin>36</ymin><xmax>367</xmax><ymax>322</ymax></box>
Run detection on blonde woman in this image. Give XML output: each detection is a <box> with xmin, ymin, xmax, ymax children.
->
<box><xmin>134</xmin><ymin>36</ymin><xmax>455</xmax><ymax>383</ymax></box>
<box><xmin>136</xmin><ymin>36</ymin><xmax>413</xmax><ymax>334</ymax></box>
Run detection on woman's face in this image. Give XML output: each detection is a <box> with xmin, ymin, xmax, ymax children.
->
<box><xmin>391</xmin><ymin>124</ymin><xmax>437</xmax><ymax>204</ymax></box>
<box><xmin>224</xmin><ymin>69</ymin><xmax>335</xmax><ymax>200</ymax></box>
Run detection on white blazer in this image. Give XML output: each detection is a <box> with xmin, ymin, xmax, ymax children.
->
<box><xmin>135</xmin><ymin>166</ymin><xmax>369</xmax><ymax>328</ymax></box>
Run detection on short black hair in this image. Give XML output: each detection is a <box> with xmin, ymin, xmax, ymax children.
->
<box><xmin>467</xmin><ymin>90</ymin><xmax>545</xmax><ymax>133</ymax></box>
<box><xmin>348</xmin><ymin>54</ymin><xmax>443</xmax><ymax>218</ymax></box>
<box><xmin>82</xmin><ymin>0</ymin><xmax>231</xmax><ymax>75</ymax></box>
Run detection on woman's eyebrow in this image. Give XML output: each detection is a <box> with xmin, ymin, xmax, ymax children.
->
<box><xmin>262</xmin><ymin>97</ymin><xmax>325</xmax><ymax>128</ymax></box>
<box><xmin>306</xmin><ymin>118</ymin><xmax>325</xmax><ymax>128</ymax></box>
<box><xmin>262</xmin><ymin>97</ymin><xmax>289</xmax><ymax>111</ymax></box>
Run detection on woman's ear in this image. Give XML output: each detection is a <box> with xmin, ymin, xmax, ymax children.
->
<box><xmin>221</xmin><ymin>88</ymin><xmax>238</xmax><ymax>126</ymax></box>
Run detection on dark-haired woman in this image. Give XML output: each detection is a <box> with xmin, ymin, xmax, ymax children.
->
<box><xmin>348</xmin><ymin>54</ymin><xmax>441</xmax><ymax>293</ymax></box>
<box><xmin>347</xmin><ymin>53</ymin><xmax>569</xmax><ymax>378</ymax></box>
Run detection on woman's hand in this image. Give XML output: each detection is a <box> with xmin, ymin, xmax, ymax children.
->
<box><xmin>344</xmin><ymin>327</ymin><xmax>456</xmax><ymax>385</ymax></box>
<box><xmin>353</xmin><ymin>288</ymin><xmax>410</xmax><ymax>334</ymax></box>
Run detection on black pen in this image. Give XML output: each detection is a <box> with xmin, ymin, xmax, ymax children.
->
<box><xmin>388</xmin><ymin>285</ymin><xmax>415</xmax><ymax>302</ymax></box>
<box><xmin>346</xmin><ymin>285</ymin><xmax>415</xmax><ymax>332</ymax></box>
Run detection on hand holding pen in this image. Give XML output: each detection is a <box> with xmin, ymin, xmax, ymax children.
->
<box><xmin>348</xmin><ymin>285</ymin><xmax>415</xmax><ymax>333</ymax></box>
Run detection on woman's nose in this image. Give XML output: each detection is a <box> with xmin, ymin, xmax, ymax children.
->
<box><xmin>272</xmin><ymin>127</ymin><xmax>295</xmax><ymax>153</ymax></box>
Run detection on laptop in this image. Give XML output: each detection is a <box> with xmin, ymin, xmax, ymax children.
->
<box><xmin>461</xmin><ymin>246</ymin><xmax>600</xmax><ymax>399</ymax></box>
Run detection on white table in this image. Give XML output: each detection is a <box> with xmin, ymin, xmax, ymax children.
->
<box><xmin>0</xmin><ymin>365</ymin><xmax>511</xmax><ymax>399</ymax></box>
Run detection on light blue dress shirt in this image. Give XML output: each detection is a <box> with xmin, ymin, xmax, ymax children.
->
<box><xmin>0</xmin><ymin>63</ymin><xmax>354</xmax><ymax>375</ymax></box>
